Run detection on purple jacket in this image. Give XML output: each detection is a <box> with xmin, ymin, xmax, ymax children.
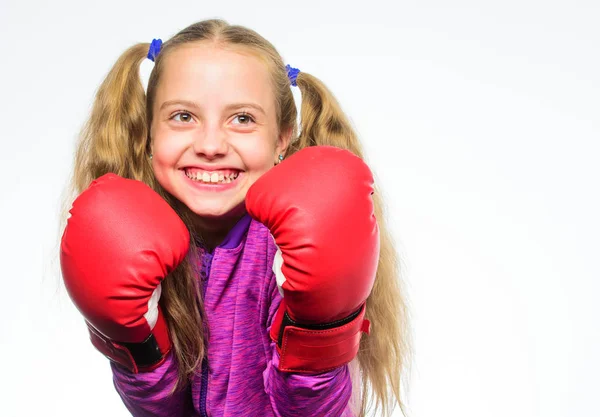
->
<box><xmin>110</xmin><ymin>214</ymin><xmax>358</xmax><ymax>416</ymax></box>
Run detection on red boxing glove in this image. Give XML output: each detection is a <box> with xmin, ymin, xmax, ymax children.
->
<box><xmin>60</xmin><ymin>173</ymin><xmax>190</xmax><ymax>373</ymax></box>
<box><xmin>246</xmin><ymin>146</ymin><xmax>379</xmax><ymax>373</ymax></box>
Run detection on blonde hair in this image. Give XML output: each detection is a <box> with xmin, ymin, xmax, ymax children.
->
<box><xmin>59</xmin><ymin>19</ymin><xmax>413</xmax><ymax>417</ymax></box>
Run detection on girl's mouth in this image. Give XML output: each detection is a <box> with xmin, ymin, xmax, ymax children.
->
<box><xmin>183</xmin><ymin>168</ymin><xmax>241</xmax><ymax>185</ymax></box>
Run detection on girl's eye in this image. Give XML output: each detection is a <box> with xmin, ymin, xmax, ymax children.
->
<box><xmin>233</xmin><ymin>113</ymin><xmax>255</xmax><ymax>125</ymax></box>
<box><xmin>171</xmin><ymin>112</ymin><xmax>193</xmax><ymax>123</ymax></box>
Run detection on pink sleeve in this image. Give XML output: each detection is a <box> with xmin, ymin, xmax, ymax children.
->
<box><xmin>262</xmin><ymin>278</ymin><xmax>356</xmax><ymax>417</ymax></box>
<box><xmin>111</xmin><ymin>351</ymin><xmax>197</xmax><ymax>417</ymax></box>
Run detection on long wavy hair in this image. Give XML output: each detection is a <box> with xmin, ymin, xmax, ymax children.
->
<box><xmin>58</xmin><ymin>19</ymin><xmax>413</xmax><ymax>417</ymax></box>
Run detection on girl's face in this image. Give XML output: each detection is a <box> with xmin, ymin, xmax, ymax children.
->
<box><xmin>150</xmin><ymin>43</ymin><xmax>290</xmax><ymax>227</ymax></box>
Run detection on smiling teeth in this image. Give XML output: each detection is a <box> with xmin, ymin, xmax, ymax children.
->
<box><xmin>185</xmin><ymin>169</ymin><xmax>239</xmax><ymax>184</ymax></box>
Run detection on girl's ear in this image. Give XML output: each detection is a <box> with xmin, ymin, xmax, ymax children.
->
<box><xmin>276</xmin><ymin>126</ymin><xmax>293</xmax><ymax>157</ymax></box>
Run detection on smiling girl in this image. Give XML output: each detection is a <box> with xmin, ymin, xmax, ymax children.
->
<box><xmin>59</xmin><ymin>19</ymin><xmax>411</xmax><ymax>417</ymax></box>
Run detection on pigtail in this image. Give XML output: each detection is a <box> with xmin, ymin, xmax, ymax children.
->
<box><xmin>72</xmin><ymin>43</ymin><xmax>150</xmax><ymax>193</ymax></box>
<box><xmin>61</xmin><ymin>43</ymin><xmax>151</xmax><ymax>255</ymax></box>
<box><xmin>288</xmin><ymin>72</ymin><xmax>363</xmax><ymax>157</ymax></box>
<box><xmin>292</xmin><ymin>72</ymin><xmax>413</xmax><ymax>417</ymax></box>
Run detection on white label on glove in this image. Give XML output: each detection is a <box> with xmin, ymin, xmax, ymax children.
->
<box><xmin>272</xmin><ymin>237</ymin><xmax>286</xmax><ymax>297</ymax></box>
<box><xmin>144</xmin><ymin>284</ymin><xmax>161</xmax><ymax>330</ymax></box>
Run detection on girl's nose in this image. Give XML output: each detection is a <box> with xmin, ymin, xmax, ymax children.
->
<box><xmin>192</xmin><ymin>124</ymin><xmax>228</xmax><ymax>159</ymax></box>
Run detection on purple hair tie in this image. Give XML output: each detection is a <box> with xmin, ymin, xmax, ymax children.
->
<box><xmin>286</xmin><ymin>64</ymin><xmax>300</xmax><ymax>87</ymax></box>
<box><xmin>147</xmin><ymin>38</ymin><xmax>163</xmax><ymax>62</ymax></box>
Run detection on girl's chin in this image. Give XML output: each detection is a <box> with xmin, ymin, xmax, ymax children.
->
<box><xmin>183</xmin><ymin>200</ymin><xmax>246</xmax><ymax>221</ymax></box>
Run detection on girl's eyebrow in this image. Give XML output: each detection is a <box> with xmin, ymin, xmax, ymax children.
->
<box><xmin>160</xmin><ymin>100</ymin><xmax>265</xmax><ymax>115</ymax></box>
<box><xmin>160</xmin><ymin>100</ymin><xmax>200</xmax><ymax>111</ymax></box>
<box><xmin>224</xmin><ymin>103</ymin><xmax>266</xmax><ymax>115</ymax></box>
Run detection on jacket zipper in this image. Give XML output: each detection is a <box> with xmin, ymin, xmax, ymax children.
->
<box><xmin>199</xmin><ymin>251</ymin><xmax>213</xmax><ymax>417</ymax></box>
<box><xmin>200</xmin><ymin>359</ymin><xmax>209</xmax><ymax>417</ymax></box>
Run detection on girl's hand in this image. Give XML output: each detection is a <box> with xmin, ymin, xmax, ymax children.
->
<box><xmin>60</xmin><ymin>174</ymin><xmax>190</xmax><ymax>373</ymax></box>
<box><xmin>246</xmin><ymin>146</ymin><xmax>379</xmax><ymax>373</ymax></box>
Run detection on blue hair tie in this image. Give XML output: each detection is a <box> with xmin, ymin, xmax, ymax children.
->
<box><xmin>147</xmin><ymin>38</ymin><xmax>163</xmax><ymax>62</ymax></box>
<box><xmin>286</xmin><ymin>64</ymin><xmax>300</xmax><ymax>87</ymax></box>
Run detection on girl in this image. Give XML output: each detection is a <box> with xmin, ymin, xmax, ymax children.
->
<box><xmin>59</xmin><ymin>19</ymin><xmax>411</xmax><ymax>417</ymax></box>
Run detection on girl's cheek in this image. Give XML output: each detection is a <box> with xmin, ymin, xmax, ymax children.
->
<box><xmin>236</xmin><ymin>137</ymin><xmax>277</xmax><ymax>166</ymax></box>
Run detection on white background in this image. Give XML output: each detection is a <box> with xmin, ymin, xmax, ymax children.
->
<box><xmin>0</xmin><ymin>0</ymin><xmax>598</xmax><ymax>416</ymax></box>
